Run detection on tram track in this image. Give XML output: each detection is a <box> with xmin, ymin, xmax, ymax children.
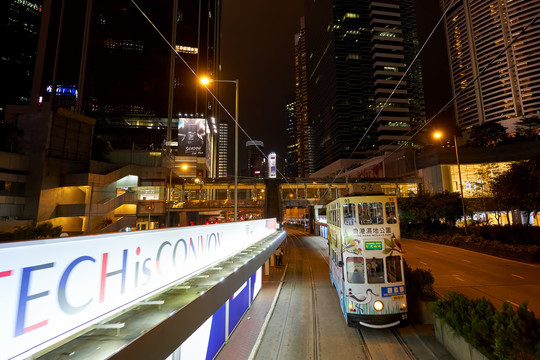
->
<box><xmin>357</xmin><ymin>327</ymin><xmax>417</xmax><ymax>360</ymax></box>
<box><xmin>270</xmin><ymin>230</ymin><xmax>321</xmax><ymax>360</ymax></box>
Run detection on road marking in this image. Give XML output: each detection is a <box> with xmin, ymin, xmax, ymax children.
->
<box><xmin>452</xmin><ymin>275</ymin><xmax>465</xmax><ymax>282</ymax></box>
<box><xmin>462</xmin><ymin>259</ymin><xmax>472</xmax><ymax>263</ymax></box>
<box><xmin>420</xmin><ymin>261</ymin><xmax>428</xmax><ymax>266</ymax></box>
<box><xmin>512</xmin><ymin>274</ymin><xmax>524</xmax><ymax>279</ymax></box>
<box><xmin>507</xmin><ymin>301</ymin><xmax>520</xmax><ymax>308</ymax></box>
<box><xmin>431</xmin><ymin>250</ymin><xmax>439</xmax><ymax>254</ymax></box>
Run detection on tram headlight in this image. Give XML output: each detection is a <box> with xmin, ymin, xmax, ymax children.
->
<box><xmin>373</xmin><ymin>300</ymin><xmax>384</xmax><ymax>312</ymax></box>
<box><xmin>400</xmin><ymin>302</ymin><xmax>407</xmax><ymax>311</ymax></box>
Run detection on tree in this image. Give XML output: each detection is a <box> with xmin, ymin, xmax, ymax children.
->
<box><xmin>491</xmin><ymin>159</ymin><xmax>540</xmax><ymax>225</ymax></box>
<box><xmin>467</xmin><ymin>121</ymin><xmax>507</xmax><ymax>147</ymax></box>
<box><xmin>515</xmin><ymin>115</ymin><xmax>540</xmax><ymax>139</ymax></box>
<box><xmin>398</xmin><ymin>190</ymin><xmax>463</xmax><ymax>227</ymax></box>
<box><xmin>12</xmin><ymin>222</ymin><xmax>63</xmax><ymax>240</ymax></box>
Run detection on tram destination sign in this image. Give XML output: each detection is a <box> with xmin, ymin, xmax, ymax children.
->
<box><xmin>365</xmin><ymin>241</ymin><xmax>383</xmax><ymax>250</ymax></box>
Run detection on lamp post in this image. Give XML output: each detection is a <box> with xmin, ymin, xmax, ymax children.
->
<box><xmin>201</xmin><ymin>77</ymin><xmax>239</xmax><ymax>221</ymax></box>
<box><xmin>434</xmin><ymin>131</ymin><xmax>468</xmax><ymax>234</ymax></box>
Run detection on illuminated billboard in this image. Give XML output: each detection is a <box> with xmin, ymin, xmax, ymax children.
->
<box><xmin>268</xmin><ymin>152</ymin><xmax>276</xmax><ymax>178</ymax></box>
<box><xmin>178</xmin><ymin>118</ymin><xmax>206</xmax><ymax>156</ymax></box>
<box><xmin>0</xmin><ymin>219</ymin><xmax>277</xmax><ymax>359</ymax></box>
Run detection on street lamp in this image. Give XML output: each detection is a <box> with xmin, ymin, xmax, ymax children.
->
<box><xmin>200</xmin><ymin>76</ymin><xmax>239</xmax><ymax>221</ymax></box>
<box><xmin>433</xmin><ymin>131</ymin><xmax>468</xmax><ymax>234</ymax></box>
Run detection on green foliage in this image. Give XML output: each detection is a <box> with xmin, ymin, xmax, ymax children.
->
<box><xmin>398</xmin><ymin>190</ymin><xmax>463</xmax><ymax>227</ymax></box>
<box><xmin>467</xmin><ymin>121</ymin><xmax>508</xmax><ymax>147</ymax></box>
<box><xmin>434</xmin><ymin>292</ymin><xmax>540</xmax><ymax>359</ymax></box>
<box><xmin>12</xmin><ymin>222</ymin><xmax>63</xmax><ymax>240</ymax></box>
<box><xmin>403</xmin><ymin>262</ymin><xmax>437</xmax><ymax>301</ymax></box>
<box><xmin>490</xmin><ymin>159</ymin><xmax>540</xmax><ymax>225</ymax></box>
<box><xmin>515</xmin><ymin>115</ymin><xmax>540</xmax><ymax>139</ymax></box>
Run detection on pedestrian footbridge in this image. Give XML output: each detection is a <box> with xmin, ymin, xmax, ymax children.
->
<box><xmin>0</xmin><ymin>219</ymin><xmax>285</xmax><ymax>360</ymax></box>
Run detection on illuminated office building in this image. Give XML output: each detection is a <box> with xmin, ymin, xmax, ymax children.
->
<box><xmin>285</xmin><ymin>97</ymin><xmax>298</xmax><ymax>178</ymax></box>
<box><xmin>246</xmin><ymin>140</ymin><xmax>265</xmax><ymax>178</ymax></box>
<box><xmin>304</xmin><ymin>0</ymin><xmax>425</xmax><ymax>172</ymax></box>
<box><xmin>294</xmin><ymin>17</ymin><xmax>314</xmax><ymax>177</ymax></box>
<box><xmin>0</xmin><ymin>0</ymin><xmax>43</xmax><ymax>118</ymax></box>
<box><xmin>218</xmin><ymin>122</ymin><xmax>228</xmax><ymax>177</ymax></box>
<box><xmin>441</xmin><ymin>0</ymin><xmax>540</xmax><ymax>129</ymax></box>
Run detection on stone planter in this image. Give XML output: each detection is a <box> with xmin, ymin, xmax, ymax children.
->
<box><xmin>434</xmin><ymin>316</ymin><xmax>488</xmax><ymax>360</ymax></box>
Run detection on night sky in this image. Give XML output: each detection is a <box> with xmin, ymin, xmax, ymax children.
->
<box><xmin>216</xmin><ymin>0</ymin><xmax>452</xmax><ymax>173</ymax></box>
<box><xmin>219</xmin><ymin>0</ymin><xmax>304</xmax><ymax>172</ymax></box>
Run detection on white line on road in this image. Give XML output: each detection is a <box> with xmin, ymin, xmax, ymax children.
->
<box><xmin>462</xmin><ymin>259</ymin><xmax>472</xmax><ymax>263</ymax></box>
<box><xmin>507</xmin><ymin>301</ymin><xmax>520</xmax><ymax>308</ymax></box>
<box><xmin>420</xmin><ymin>261</ymin><xmax>428</xmax><ymax>266</ymax></box>
<box><xmin>452</xmin><ymin>275</ymin><xmax>465</xmax><ymax>282</ymax></box>
<box><xmin>431</xmin><ymin>250</ymin><xmax>439</xmax><ymax>254</ymax></box>
<box><xmin>512</xmin><ymin>274</ymin><xmax>524</xmax><ymax>279</ymax></box>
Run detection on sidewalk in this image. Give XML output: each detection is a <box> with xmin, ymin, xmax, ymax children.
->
<box><xmin>215</xmin><ymin>264</ymin><xmax>285</xmax><ymax>360</ymax></box>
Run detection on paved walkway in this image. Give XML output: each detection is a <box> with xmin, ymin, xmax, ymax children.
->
<box><xmin>216</xmin><ymin>264</ymin><xmax>285</xmax><ymax>360</ymax></box>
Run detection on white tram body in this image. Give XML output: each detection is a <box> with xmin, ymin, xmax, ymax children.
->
<box><xmin>327</xmin><ymin>192</ymin><xmax>407</xmax><ymax>328</ymax></box>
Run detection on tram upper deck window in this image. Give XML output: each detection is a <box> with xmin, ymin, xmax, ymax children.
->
<box><xmin>346</xmin><ymin>257</ymin><xmax>365</xmax><ymax>283</ymax></box>
<box><xmin>343</xmin><ymin>203</ymin><xmax>356</xmax><ymax>225</ymax></box>
<box><xmin>386</xmin><ymin>255</ymin><xmax>403</xmax><ymax>283</ymax></box>
<box><xmin>385</xmin><ymin>202</ymin><xmax>397</xmax><ymax>224</ymax></box>
<box><xmin>358</xmin><ymin>202</ymin><xmax>383</xmax><ymax>225</ymax></box>
<box><xmin>366</xmin><ymin>258</ymin><xmax>385</xmax><ymax>283</ymax></box>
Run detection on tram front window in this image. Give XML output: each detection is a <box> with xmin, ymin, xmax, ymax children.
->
<box><xmin>386</xmin><ymin>256</ymin><xmax>403</xmax><ymax>283</ymax></box>
<box><xmin>358</xmin><ymin>202</ymin><xmax>383</xmax><ymax>224</ymax></box>
<box><xmin>343</xmin><ymin>203</ymin><xmax>356</xmax><ymax>225</ymax></box>
<box><xmin>366</xmin><ymin>258</ymin><xmax>385</xmax><ymax>283</ymax></box>
<box><xmin>347</xmin><ymin>257</ymin><xmax>365</xmax><ymax>283</ymax></box>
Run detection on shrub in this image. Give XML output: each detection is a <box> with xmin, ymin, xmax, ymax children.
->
<box><xmin>434</xmin><ymin>292</ymin><xmax>540</xmax><ymax>359</ymax></box>
<box><xmin>404</xmin><ymin>262</ymin><xmax>437</xmax><ymax>301</ymax></box>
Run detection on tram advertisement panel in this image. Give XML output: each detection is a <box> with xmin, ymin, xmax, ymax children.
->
<box><xmin>0</xmin><ymin>219</ymin><xmax>277</xmax><ymax>360</ymax></box>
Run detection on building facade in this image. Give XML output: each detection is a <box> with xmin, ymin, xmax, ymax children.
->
<box><xmin>246</xmin><ymin>140</ymin><xmax>265</xmax><ymax>178</ymax></box>
<box><xmin>441</xmin><ymin>0</ymin><xmax>540</xmax><ymax>130</ymax></box>
<box><xmin>303</xmin><ymin>0</ymin><xmax>425</xmax><ymax>172</ymax></box>
<box><xmin>0</xmin><ymin>0</ymin><xmax>43</xmax><ymax>119</ymax></box>
<box><xmin>294</xmin><ymin>17</ymin><xmax>314</xmax><ymax>177</ymax></box>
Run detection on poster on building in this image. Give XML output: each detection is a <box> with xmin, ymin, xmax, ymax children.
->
<box><xmin>268</xmin><ymin>152</ymin><xmax>276</xmax><ymax>178</ymax></box>
<box><xmin>178</xmin><ymin>118</ymin><xmax>206</xmax><ymax>156</ymax></box>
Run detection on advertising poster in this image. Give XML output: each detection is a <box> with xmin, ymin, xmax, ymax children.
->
<box><xmin>178</xmin><ymin>118</ymin><xmax>206</xmax><ymax>156</ymax></box>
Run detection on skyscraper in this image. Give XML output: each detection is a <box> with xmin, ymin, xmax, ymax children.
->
<box><xmin>294</xmin><ymin>17</ymin><xmax>314</xmax><ymax>177</ymax></box>
<box><xmin>246</xmin><ymin>140</ymin><xmax>265</xmax><ymax>178</ymax></box>
<box><xmin>218</xmin><ymin>121</ymin><xmax>228</xmax><ymax>177</ymax></box>
<box><xmin>27</xmin><ymin>0</ymin><xmax>221</xmax><ymax>176</ymax></box>
<box><xmin>441</xmin><ymin>0</ymin><xmax>540</xmax><ymax>129</ymax></box>
<box><xmin>285</xmin><ymin>96</ymin><xmax>298</xmax><ymax>178</ymax></box>
<box><xmin>0</xmin><ymin>0</ymin><xmax>43</xmax><ymax>118</ymax></box>
<box><xmin>303</xmin><ymin>0</ymin><xmax>425</xmax><ymax>172</ymax></box>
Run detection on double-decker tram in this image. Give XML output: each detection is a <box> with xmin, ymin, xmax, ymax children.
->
<box><xmin>327</xmin><ymin>185</ymin><xmax>407</xmax><ymax>328</ymax></box>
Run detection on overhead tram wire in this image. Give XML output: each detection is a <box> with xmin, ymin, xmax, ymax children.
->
<box><xmin>130</xmin><ymin>0</ymin><xmax>292</xmax><ymax>183</ymax></box>
<box><xmin>348</xmin><ymin>0</ymin><xmax>458</xmax><ymax>158</ymax></box>
<box><xmin>324</xmin><ymin>7</ymin><xmax>538</xmax><ymax>197</ymax></box>
<box><xmin>350</xmin><ymin>12</ymin><xmax>540</xmax><ymax>173</ymax></box>
<box><xmin>318</xmin><ymin>0</ymin><xmax>458</xmax><ymax>199</ymax></box>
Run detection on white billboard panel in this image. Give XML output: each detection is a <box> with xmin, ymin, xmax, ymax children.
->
<box><xmin>0</xmin><ymin>219</ymin><xmax>277</xmax><ymax>359</ymax></box>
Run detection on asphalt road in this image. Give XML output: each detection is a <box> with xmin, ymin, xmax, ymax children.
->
<box><xmin>401</xmin><ymin>238</ymin><xmax>540</xmax><ymax>316</ymax></box>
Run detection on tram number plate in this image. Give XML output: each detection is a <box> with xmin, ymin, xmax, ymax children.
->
<box><xmin>365</xmin><ymin>241</ymin><xmax>382</xmax><ymax>250</ymax></box>
<box><xmin>392</xmin><ymin>295</ymin><xmax>405</xmax><ymax>300</ymax></box>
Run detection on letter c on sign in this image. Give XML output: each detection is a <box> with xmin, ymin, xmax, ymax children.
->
<box><xmin>58</xmin><ymin>256</ymin><xmax>96</xmax><ymax>314</ymax></box>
